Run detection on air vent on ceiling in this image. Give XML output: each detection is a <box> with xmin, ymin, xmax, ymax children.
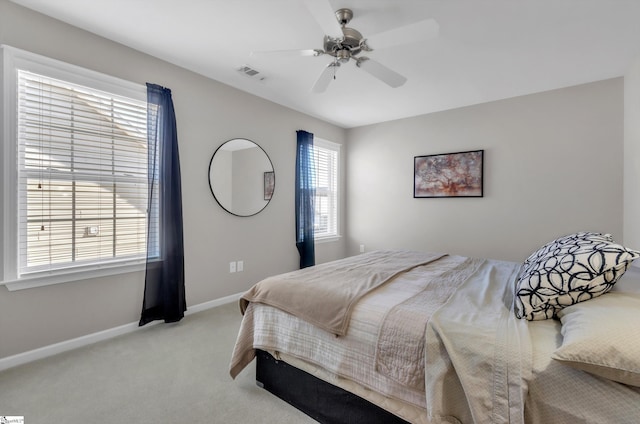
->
<box><xmin>237</xmin><ymin>65</ymin><xmax>266</xmax><ymax>82</ymax></box>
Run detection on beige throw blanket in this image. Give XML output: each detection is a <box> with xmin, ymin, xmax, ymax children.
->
<box><xmin>240</xmin><ymin>250</ymin><xmax>446</xmax><ymax>336</ymax></box>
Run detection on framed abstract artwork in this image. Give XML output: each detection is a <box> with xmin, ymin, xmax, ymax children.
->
<box><xmin>414</xmin><ymin>150</ymin><xmax>483</xmax><ymax>198</ymax></box>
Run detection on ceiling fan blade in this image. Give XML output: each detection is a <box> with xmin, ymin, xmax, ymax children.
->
<box><xmin>303</xmin><ymin>0</ymin><xmax>344</xmax><ymax>39</ymax></box>
<box><xmin>356</xmin><ymin>58</ymin><xmax>407</xmax><ymax>88</ymax></box>
<box><xmin>365</xmin><ymin>18</ymin><xmax>439</xmax><ymax>50</ymax></box>
<box><xmin>312</xmin><ymin>62</ymin><xmax>339</xmax><ymax>93</ymax></box>
<box><xmin>251</xmin><ymin>49</ymin><xmax>322</xmax><ymax>58</ymax></box>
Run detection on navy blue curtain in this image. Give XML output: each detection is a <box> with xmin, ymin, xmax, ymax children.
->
<box><xmin>140</xmin><ymin>83</ymin><xmax>186</xmax><ymax>326</ymax></box>
<box><xmin>295</xmin><ymin>130</ymin><xmax>316</xmax><ymax>268</ymax></box>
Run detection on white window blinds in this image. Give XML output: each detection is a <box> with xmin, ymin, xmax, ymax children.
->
<box><xmin>312</xmin><ymin>139</ymin><xmax>340</xmax><ymax>239</ymax></box>
<box><xmin>16</xmin><ymin>70</ymin><xmax>151</xmax><ymax>276</ymax></box>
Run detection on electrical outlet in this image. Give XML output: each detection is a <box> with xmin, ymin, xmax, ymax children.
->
<box><xmin>237</xmin><ymin>260</ymin><xmax>244</xmax><ymax>272</ymax></box>
<box><xmin>229</xmin><ymin>261</ymin><xmax>236</xmax><ymax>273</ymax></box>
<box><xmin>360</xmin><ymin>244</ymin><xmax>365</xmax><ymax>253</ymax></box>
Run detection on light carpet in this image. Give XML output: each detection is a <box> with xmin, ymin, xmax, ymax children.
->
<box><xmin>0</xmin><ymin>302</ymin><xmax>317</xmax><ymax>423</ymax></box>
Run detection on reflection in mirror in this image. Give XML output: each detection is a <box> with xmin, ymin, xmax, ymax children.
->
<box><xmin>208</xmin><ymin>138</ymin><xmax>275</xmax><ymax>217</ymax></box>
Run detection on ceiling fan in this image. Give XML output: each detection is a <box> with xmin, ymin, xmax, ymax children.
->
<box><xmin>252</xmin><ymin>0</ymin><xmax>439</xmax><ymax>93</ymax></box>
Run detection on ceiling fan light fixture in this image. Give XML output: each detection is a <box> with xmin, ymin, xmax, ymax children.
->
<box><xmin>336</xmin><ymin>49</ymin><xmax>350</xmax><ymax>63</ymax></box>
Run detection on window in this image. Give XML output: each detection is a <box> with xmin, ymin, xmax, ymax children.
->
<box><xmin>312</xmin><ymin>138</ymin><xmax>340</xmax><ymax>240</ymax></box>
<box><xmin>1</xmin><ymin>46</ymin><xmax>153</xmax><ymax>290</ymax></box>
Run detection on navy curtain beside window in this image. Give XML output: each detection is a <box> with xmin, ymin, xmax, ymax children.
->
<box><xmin>140</xmin><ymin>83</ymin><xmax>186</xmax><ymax>326</ymax></box>
<box><xmin>296</xmin><ymin>130</ymin><xmax>316</xmax><ymax>268</ymax></box>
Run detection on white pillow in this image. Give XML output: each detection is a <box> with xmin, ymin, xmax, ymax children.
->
<box><xmin>552</xmin><ymin>293</ymin><xmax>640</xmax><ymax>387</ymax></box>
<box><xmin>514</xmin><ymin>232</ymin><xmax>640</xmax><ymax>320</ymax></box>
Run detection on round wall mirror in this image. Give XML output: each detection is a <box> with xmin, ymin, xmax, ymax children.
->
<box><xmin>208</xmin><ymin>138</ymin><xmax>275</xmax><ymax>217</ymax></box>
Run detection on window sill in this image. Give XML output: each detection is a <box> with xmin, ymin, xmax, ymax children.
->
<box><xmin>315</xmin><ymin>235</ymin><xmax>341</xmax><ymax>244</ymax></box>
<box><xmin>0</xmin><ymin>262</ymin><xmax>146</xmax><ymax>291</ymax></box>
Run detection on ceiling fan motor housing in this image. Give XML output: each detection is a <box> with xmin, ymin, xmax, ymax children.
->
<box><xmin>324</xmin><ymin>27</ymin><xmax>365</xmax><ymax>59</ymax></box>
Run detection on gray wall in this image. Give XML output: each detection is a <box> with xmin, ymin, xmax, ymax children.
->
<box><xmin>346</xmin><ymin>78</ymin><xmax>624</xmax><ymax>262</ymax></box>
<box><xmin>624</xmin><ymin>58</ymin><xmax>640</xmax><ymax>249</ymax></box>
<box><xmin>0</xmin><ymin>0</ymin><xmax>346</xmax><ymax>359</ymax></box>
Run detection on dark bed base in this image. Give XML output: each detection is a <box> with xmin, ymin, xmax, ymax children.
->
<box><xmin>255</xmin><ymin>349</ymin><xmax>410</xmax><ymax>424</ymax></box>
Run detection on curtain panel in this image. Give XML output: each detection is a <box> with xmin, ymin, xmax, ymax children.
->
<box><xmin>140</xmin><ymin>83</ymin><xmax>186</xmax><ymax>326</ymax></box>
<box><xmin>295</xmin><ymin>130</ymin><xmax>316</xmax><ymax>268</ymax></box>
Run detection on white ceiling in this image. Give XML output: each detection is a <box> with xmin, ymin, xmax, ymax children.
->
<box><xmin>10</xmin><ymin>0</ymin><xmax>640</xmax><ymax>128</ymax></box>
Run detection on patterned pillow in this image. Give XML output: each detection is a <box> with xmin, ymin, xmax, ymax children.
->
<box><xmin>514</xmin><ymin>232</ymin><xmax>640</xmax><ymax>320</ymax></box>
<box><xmin>521</xmin><ymin>232</ymin><xmax>613</xmax><ymax>268</ymax></box>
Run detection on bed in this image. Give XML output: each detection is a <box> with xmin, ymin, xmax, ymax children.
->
<box><xmin>229</xmin><ymin>233</ymin><xmax>640</xmax><ymax>423</ymax></box>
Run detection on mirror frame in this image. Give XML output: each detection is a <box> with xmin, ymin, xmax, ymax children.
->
<box><xmin>208</xmin><ymin>138</ymin><xmax>275</xmax><ymax>217</ymax></box>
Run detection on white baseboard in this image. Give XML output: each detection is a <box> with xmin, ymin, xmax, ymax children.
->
<box><xmin>0</xmin><ymin>291</ymin><xmax>243</xmax><ymax>372</ymax></box>
<box><xmin>185</xmin><ymin>292</ymin><xmax>242</xmax><ymax>315</ymax></box>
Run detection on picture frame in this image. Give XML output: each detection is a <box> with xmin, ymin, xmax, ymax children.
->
<box><xmin>414</xmin><ymin>150</ymin><xmax>484</xmax><ymax>198</ymax></box>
<box><xmin>264</xmin><ymin>171</ymin><xmax>275</xmax><ymax>200</ymax></box>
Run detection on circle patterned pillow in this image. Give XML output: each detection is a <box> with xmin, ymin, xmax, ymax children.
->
<box><xmin>515</xmin><ymin>232</ymin><xmax>640</xmax><ymax>320</ymax></box>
